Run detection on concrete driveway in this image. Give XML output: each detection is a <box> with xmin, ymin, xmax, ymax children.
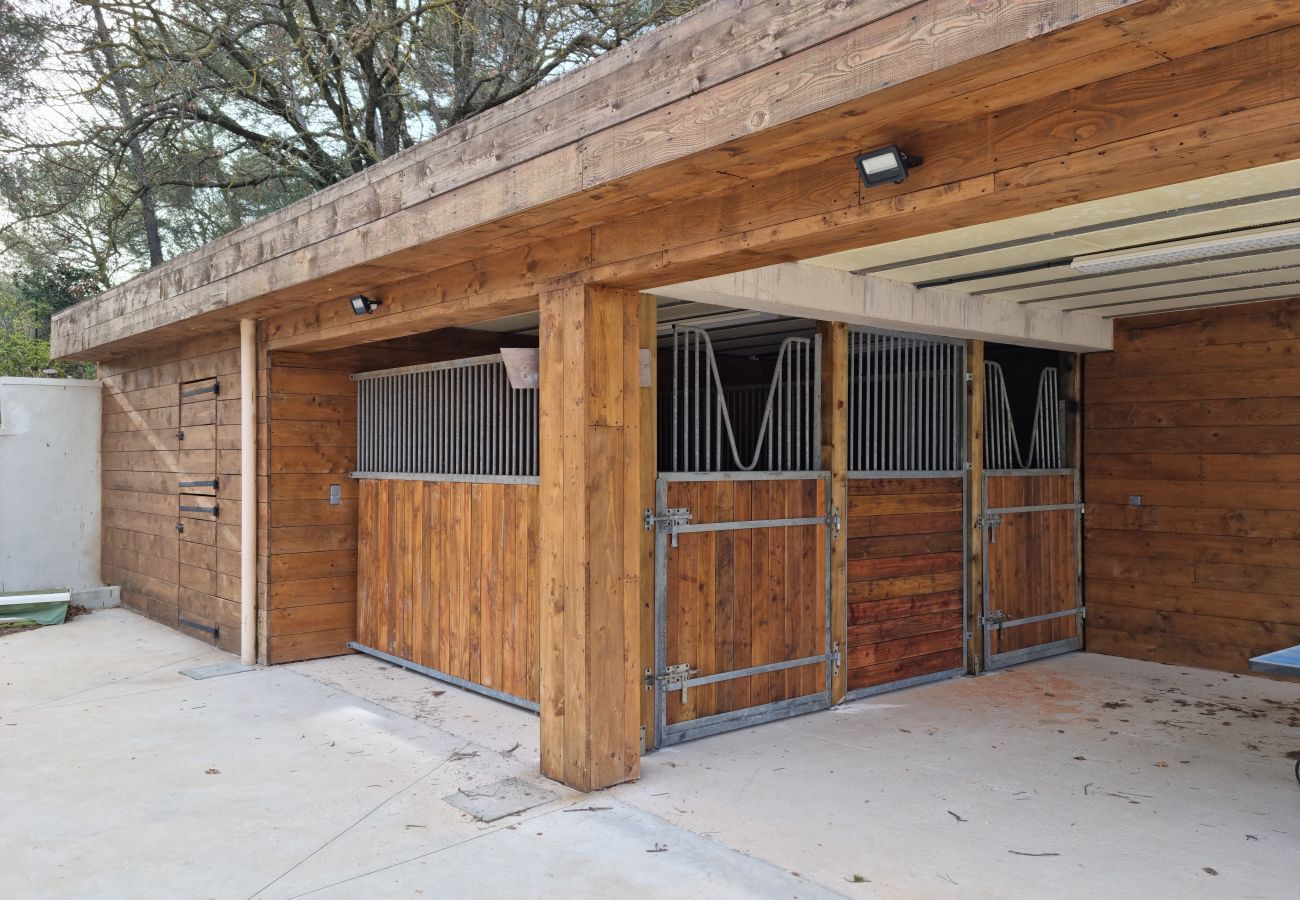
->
<box><xmin>3</xmin><ymin>609</ymin><xmax>1298</xmax><ymax>898</ymax></box>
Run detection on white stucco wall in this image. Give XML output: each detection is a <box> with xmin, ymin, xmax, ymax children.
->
<box><xmin>0</xmin><ymin>377</ymin><xmax>107</xmax><ymax>601</ymax></box>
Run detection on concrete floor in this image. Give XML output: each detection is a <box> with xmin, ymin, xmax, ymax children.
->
<box><xmin>3</xmin><ymin>610</ymin><xmax>1298</xmax><ymax>899</ymax></box>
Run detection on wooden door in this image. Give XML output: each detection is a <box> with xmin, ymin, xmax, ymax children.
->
<box><xmin>652</xmin><ymin>475</ymin><xmax>830</xmax><ymax>746</ymax></box>
<box><xmin>176</xmin><ymin>376</ymin><xmax>227</xmax><ymax>648</ymax></box>
<box><xmin>981</xmin><ymin>471</ymin><xmax>1082</xmax><ymax>668</ymax></box>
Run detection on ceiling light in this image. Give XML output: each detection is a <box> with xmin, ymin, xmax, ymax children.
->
<box><xmin>855</xmin><ymin>146</ymin><xmax>923</xmax><ymax>187</ymax></box>
<box><xmin>349</xmin><ymin>294</ymin><xmax>381</xmax><ymax>315</ymax></box>
<box><xmin>1071</xmin><ymin>223</ymin><xmax>1300</xmax><ymax>274</ymax></box>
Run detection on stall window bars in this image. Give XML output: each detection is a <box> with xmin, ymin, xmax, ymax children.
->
<box><xmin>847</xmin><ymin>329</ymin><xmax>966</xmax><ymax>474</ymax></box>
<box><xmin>664</xmin><ymin>326</ymin><xmax>821</xmax><ymax>473</ymax></box>
<box><xmin>984</xmin><ymin>362</ymin><xmax>1064</xmax><ymax>470</ymax></box>
<box><xmin>353</xmin><ymin>354</ymin><xmax>538</xmax><ymax>481</ymax></box>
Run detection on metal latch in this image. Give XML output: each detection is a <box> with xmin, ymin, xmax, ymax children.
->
<box><xmin>827</xmin><ymin>507</ymin><xmax>841</xmax><ymax>539</ymax></box>
<box><xmin>655</xmin><ymin>662</ymin><xmax>700</xmax><ymax>702</ymax></box>
<box><xmin>982</xmin><ymin>610</ymin><xmax>1006</xmax><ymax>630</ymax></box>
<box><xmin>976</xmin><ymin>511</ymin><xmax>1003</xmax><ymax>543</ymax></box>
<box><xmin>644</xmin><ymin>507</ymin><xmax>692</xmax><ymax>547</ymax></box>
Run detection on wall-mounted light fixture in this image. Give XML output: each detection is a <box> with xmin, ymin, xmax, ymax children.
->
<box><xmin>855</xmin><ymin>145</ymin><xmax>922</xmax><ymax>187</ymax></box>
<box><xmin>349</xmin><ymin>294</ymin><xmax>381</xmax><ymax>316</ymax></box>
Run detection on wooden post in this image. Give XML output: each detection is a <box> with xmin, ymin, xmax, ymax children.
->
<box><xmin>638</xmin><ymin>296</ymin><xmax>657</xmax><ymax>751</ymax></box>
<box><xmin>538</xmin><ymin>283</ymin><xmax>643</xmax><ymax>791</ymax></box>
<box><xmin>819</xmin><ymin>321</ymin><xmax>849</xmax><ymax>703</ymax></box>
<box><xmin>966</xmin><ymin>340</ymin><xmax>985</xmax><ymax>675</ymax></box>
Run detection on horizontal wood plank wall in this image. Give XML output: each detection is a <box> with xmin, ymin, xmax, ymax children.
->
<box><xmin>1084</xmin><ymin>297</ymin><xmax>1300</xmax><ymax>673</ymax></box>
<box><xmin>356</xmin><ymin>479</ymin><xmax>540</xmax><ymax>703</ymax></box>
<box><xmin>99</xmin><ymin>327</ymin><xmax>245</xmax><ymax>652</ymax></box>
<box><xmin>846</xmin><ymin>477</ymin><xmax>964</xmax><ymax>690</ymax></box>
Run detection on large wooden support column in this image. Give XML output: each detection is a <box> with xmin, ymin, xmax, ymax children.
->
<box><xmin>538</xmin><ymin>284</ymin><xmax>643</xmax><ymax>791</ymax></box>
<box><xmin>966</xmin><ymin>341</ymin><xmax>986</xmax><ymax>675</ymax></box>
<box><xmin>819</xmin><ymin>321</ymin><xmax>849</xmax><ymax>703</ymax></box>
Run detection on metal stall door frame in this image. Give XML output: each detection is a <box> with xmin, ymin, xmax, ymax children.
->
<box><xmin>979</xmin><ymin>362</ymin><xmax>1083</xmax><ymax>670</ymax></box>
<box><xmin>648</xmin><ymin>325</ymin><xmax>835</xmax><ymax>747</ymax></box>
<box><xmin>844</xmin><ymin>327</ymin><xmax>970</xmax><ymax>699</ymax></box>
<box><xmin>979</xmin><ymin>469</ymin><xmax>1083</xmax><ymax>669</ymax></box>
<box><xmin>650</xmin><ymin>471</ymin><xmax>835</xmax><ymax>747</ymax></box>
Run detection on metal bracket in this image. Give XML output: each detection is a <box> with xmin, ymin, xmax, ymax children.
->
<box><xmin>178</xmin><ymin>478</ymin><xmax>219</xmax><ymax>490</ymax></box>
<box><xmin>976</xmin><ymin>511</ymin><xmax>1003</xmax><ymax>542</ymax></box>
<box><xmin>656</xmin><ymin>662</ymin><xmax>700</xmax><ymax>702</ymax></box>
<box><xmin>828</xmin><ymin>507</ymin><xmax>841</xmax><ymax>540</ymax></box>
<box><xmin>644</xmin><ymin>507</ymin><xmax>692</xmax><ymax>548</ymax></box>
<box><xmin>830</xmin><ymin>641</ymin><xmax>842</xmax><ymax>676</ymax></box>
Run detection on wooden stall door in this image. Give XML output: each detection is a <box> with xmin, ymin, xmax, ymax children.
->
<box><xmin>176</xmin><ymin>376</ymin><xmax>233</xmax><ymax>649</ymax></box>
<box><xmin>982</xmin><ymin>472</ymin><xmax>1082</xmax><ymax>668</ymax></box>
<box><xmin>653</xmin><ymin>476</ymin><xmax>830</xmax><ymax>747</ymax></box>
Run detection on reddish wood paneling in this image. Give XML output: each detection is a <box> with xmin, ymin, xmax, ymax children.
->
<box><xmin>663</xmin><ymin>478</ymin><xmax>827</xmax><ymax>724</ymax></box>
<box><xmin>356</xmin><ymin>479</ymin><xmax>540</xmax><ymax>703</ymax></box>
<box><xmin>1084</xmin><ymin>297</ymin><xmax>1300</xmax><ymax>673</ymax></box>
<box><xmin>846</xmin><ymin>477</ymin><xmax>964</xmax><ymax>690</ymax></box>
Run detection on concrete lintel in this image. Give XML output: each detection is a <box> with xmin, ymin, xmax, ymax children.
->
<box><xmin>654</xmin><ymin>263</ymin><xmax>1113</xmax><ymax>352</ymax></box>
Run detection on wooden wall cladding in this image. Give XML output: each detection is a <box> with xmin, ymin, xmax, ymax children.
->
<box><xmin>356</xmin><ymin>479</ymin><xmax>540</xmax><ymax>703</ymax></box>
<box><xmin>846</xmin><ymin>477</ymin><xmax>964</xmax><ymax>691</ymax></box>
<box><xmin>100</xmin><ymin>328</ymin><xmax>244</xmax><ymax>652</ymax></box>
<box><xmin>1084</xmin><ymin>296</ymin><xmax>1300</xmax><ymax>674</ymax></box>
<box><xmin>663</xmin><ymin>478</ymin><xmax>827</xmax><ymax>725</ymax></box>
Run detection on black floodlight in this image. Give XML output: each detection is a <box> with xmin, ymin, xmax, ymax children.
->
<box><xmin>855</xmin><ymin>146</ymin><xmax>922</xmax><ymax>187</ymax></box>
<box><xmin>349</xmin><ymin>294</ymin><xmax>381</xmax><ymax>316</ymax></box>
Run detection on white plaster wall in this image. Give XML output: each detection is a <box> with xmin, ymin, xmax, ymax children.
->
<box><xmin>0</xmin><ymin>377</ymin><xmax>105</xmax><ymax>598</ymax></box>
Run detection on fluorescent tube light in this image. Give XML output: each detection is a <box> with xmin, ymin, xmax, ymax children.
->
<box><xmin>1071</xmin><ymin>223</ymin><xmax>1300</xmax><ymax>274</ymax></box>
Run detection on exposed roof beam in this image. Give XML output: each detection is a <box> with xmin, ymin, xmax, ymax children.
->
<box><xmin>653</xmin><ymin>263</ymin><xmax>1113</xmax><ymax>352</ymax></box>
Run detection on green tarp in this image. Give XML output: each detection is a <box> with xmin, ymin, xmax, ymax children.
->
<box><xmin>0</xmin><ymin>591</ymin><xmax>70</xmax><ymax>627</ymax></box>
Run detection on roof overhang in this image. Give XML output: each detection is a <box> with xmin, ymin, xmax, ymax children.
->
<box><xmin>51</xmin><ymin>0</ymin><xmax>1300</xmax><ymax>360</ymax></box>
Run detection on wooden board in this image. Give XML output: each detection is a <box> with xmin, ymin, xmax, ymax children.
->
<box><xmin>662</xmin><ymin>477</ymin><xmax>827</xmax><ymax>725</ymax></box>
<box><xmin>1084</xmin><ymin>295</ymin><xmax>1300</xmax><ymax>674</ymax></box>
<box><xmin>846</xmin><ymin>477</ymin><xmax>965</xmax><ymax>690</ymax></box>
<box><xmin>985</xmin><ymin>473</ymin><xmax>1079</xmax><ymax>658</ymax></box>
<box><xmin>355</xmin><ymin>479</ymin><xmax>540</xmax><ymax>703</ymax></box>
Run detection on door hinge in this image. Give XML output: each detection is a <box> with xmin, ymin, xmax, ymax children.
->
<box><xmin>652</xmin><ymin>662</ymin><xmax>700</xmax><ymax>702</ymax></box>
<box><xmin>981</xmin><ymin>610</ymin><xmax>1006</xmax><ymax>630</ymax></box>
<box><xmin>827</xmin><ymin>507</ymin><xmax>841</xmax><ymax>539</ymax></box>
<box><xmin>639</xmin><ymin>724</ymin><xmax>647</xmax><ymax>755</ymax></box>
<box><xmin>830</xmin><ymin>641</ymin><xmax>842</xmax><ymax>676</ymax></box>
<box><xmin>976</xmin><ymin>511</ymin><xmax>1003</xmax><ymax>542</ymax></box>
<box><xmin>644</xmin><ymin>507</ymin><xmax>692</xmax><ymax>547</ymax></box>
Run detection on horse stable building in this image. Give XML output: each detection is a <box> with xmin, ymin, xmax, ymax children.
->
<box><xmin>52</xmin><ymin>0</ymin><xmax>1300</xmax><ymax>791</ymax></box>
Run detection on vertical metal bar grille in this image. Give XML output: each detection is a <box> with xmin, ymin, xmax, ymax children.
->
<box><xmin>847</xmin><ymin>329</ymin><xmax>965</xmax><ymax>474</ymax></box>
<box><xmin>352</xmin><ymin>354</ymin><xmax>539</xmax><ymax>479</ymax></box>
<box><xmin>983</xmin><ymin>361</ymin><xmax>1064</xmax><ymax>470</ymax></box>
<box><xmin>664</xmin><ymin>325</ymin><xmax>821</xmax><ymax>473</ymax></box>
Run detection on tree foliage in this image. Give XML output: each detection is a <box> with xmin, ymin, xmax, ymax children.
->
<box><xmin>0</xmin><ymin>0</ymin><xmax>698</xmax><ymax>296</ymax></box>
